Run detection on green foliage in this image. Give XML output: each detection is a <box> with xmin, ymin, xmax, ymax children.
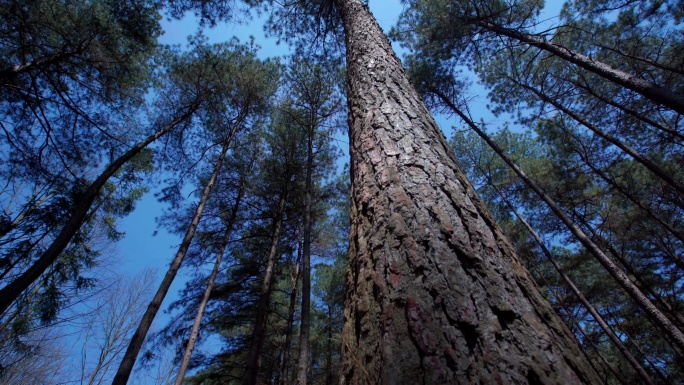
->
<box><xmin>154</xmin><ymin>36</ymin><xmax>280</xmax><ymax>180</ymax></box>
<box><xmin>154</xmin><ymin>56</ymin><xmax>346</xmax><ymax>384</ymax></box>
<box><xmin>0</xmin><ymin>0</ymin><xmax>164</xmax><ymax>367</ymax></box>
<box><xmin>0</xmin><ymin>0</ymin><xmax>161</xmax><ymax>95</ymax></box>
<box><xmin>268</xmin><ymin>0</ymin><xmax>344</xmax><ymax>60</ymax></box>
<box><xmin>450</xmin><ymin>123</ymin><xmax>684</xmax><ymax>383</ymax></box>
<box><xmin>392</xmin><ymin>0</ymin><xmax>544</xmax><ymax>66</ymax></box>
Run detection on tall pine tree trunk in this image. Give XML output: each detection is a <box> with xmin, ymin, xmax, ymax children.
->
<box><xmin>0</xmin><ymin>103</ymin><xmax>200</xmax><ymax>316</ymax></box>
<box><xmin>243</xmin><ymin>194</ymin><xmax>287</xmax><ymax>385</ymax></box>
<box><xmin>295</xmin><ymin>123</ymin><xmax>314</xmax><ymax>385</ymax></box>
<box><xmin>335</xmin><ymin>1</ymin><xmax>602</xmax><ymax>383</ymax></box>
<box><xmin>276</xmin><ymin>252</ymin><xmax>300</xmax><ymax>385</ymax></box>
<box><xmin>113</xmin><ymin>136</ymin><xmax>232</xmax><ymax>385</ymax></box>
<box><xmin>174</xmin><ymin>176</ymin><xmax>246</xmax><ymax>385</ymax></box>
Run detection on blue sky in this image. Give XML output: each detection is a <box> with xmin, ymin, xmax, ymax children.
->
<box><xmin>158</xmin><ymin>1</ymin><xmax>406</xmax><ymax>54</ymax></box>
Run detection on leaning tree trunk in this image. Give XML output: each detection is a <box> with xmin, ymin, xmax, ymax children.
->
<box><xmin>478</xmin><ymin>21</ymin><xmax>684</xmax><ymax>115</ymax></box>
<box><xmin>430</xmin><ymin>88</ymin><xmax>684</xmax><ymax>354</ymax></box>
<box><xmin>243</xmin><ymin>194</ymin><xmax>287</xmax><ymax>385</ymax></box>
<box><xmin>492</xmin><ymin>185</ymin><xmax>655</xmax><ymax>385</ymax></box>
<box><xmin>335</xmin><ymin>1</ymin><xmax>602</xmax><ymax>383</ymax></box>
<box><xmin>0</xmin><ymin>102</ymin><xmax>200</xmax><ymax>316</ymax></box>
<box><xmin>113</xmin><ymin>135</ymin><xmax>233</xmax><ymax>385</ymax></box>
<box><xmin>174</xmin><ymin>176</ymin><xmax>247</xmax><ymax>385</ymax></box>
<box><xmin>508</xmin><ymin>77</ymin><xmax>684</xmax><ymax>197</ymax></box>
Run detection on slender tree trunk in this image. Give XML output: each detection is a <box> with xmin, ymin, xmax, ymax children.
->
<box><xmin>431</xmin><ymin>88</ymin><xmax>684</xmax><ymax>353</ymax></box>
<box><xmin>493</xmin><ymin>185</ymin><xmax>655</xmax><ymax>385</ymax></box>
<box><xmin>112</xmin><ymin>136</ymin><xmax>233</xmax><ymax>385</ymax></box>
<box><xmin>0</xmin><ymin>46</ymin><xmax>85</xmax><ymax>81</ymax></box>
<box><xmin>325</xmin><ymin>305</ymin><xmax>333</xmax><ymax>385</ymax></box>
<box><xmin>573</xmin><ymin>212</ymin><xmax>684</xmax><ymax>329</ymax></box>
<box><xmin>567</xmin><ymin>78</ymin><xmax>684</xmax><ymax>141</ymax></box>
<box><xmin>0</xmin><ymin>104</ymin><xmax>200</xmax><ymax>316</ymax></box>
<box><xmin>243</xmin><ymin>194</ymin><xmax>287</xmax><ymax>385</ymax></box>
<box><xmin>478</xmin><ymin>21</ymin><xmax>684</xmax><ymax>115</ymax></box>
<box><xmin>295</xmin><ymin>124</ymin><xmax>314</xmax><ymax>385</ymax></box>
<box><xmin>530</xmin><ymin>265</ymin><xmax>622</xmax><ymax>385</ymax></box>
<box><xmin>575</xmin><ymin>147</ymin><xmax>684</xmax><ymax>244</ymax></box>
<box><xmin>174</xmin><ymin>177</ymin><xmax>246</xmax><ymax>385</ymax></box>
<box><xmin>276</xmin><ymin>253</ymin><xmax>300</xmax><ymax>385</ymax></box>
<box><xmin>508</xmin><ymin>77</ymin><xmax>684</xmax><ymax>197</ymax></box>
<box><xmin>335</xmin><ymin>1</ymin><xmax>601</xmax><ymax>383</ymax></box>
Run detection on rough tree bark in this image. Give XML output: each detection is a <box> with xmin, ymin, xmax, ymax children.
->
<box><xmin>335</xmin><ymin>1</ymin><xmax>603</xmax><ymax>383</ymax></box>
<box><xmin>0</xmin><ymin>102</ymin><xmax>200</xmax><ymax>316</ymax></box>
<box><xmin>243</xmin><ymin>194</ymin><xmax>287</xmax><ymax>385</ymax></box>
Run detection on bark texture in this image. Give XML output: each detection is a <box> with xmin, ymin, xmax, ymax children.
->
<box><xmin>336</xmin><ymin>1</ymin><xmax>602</xmax><ymax>384</ymax></box>
<box><xmin>295</xmin><ymin>124</ymin><xmax>314</xmax><ymax>385</ymax></box>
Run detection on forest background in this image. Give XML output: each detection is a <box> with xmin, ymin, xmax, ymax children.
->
<box><xmin>0</xmin><ymin>0</ymin><xmax>681</xmax><ymax>384</ymax></box>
